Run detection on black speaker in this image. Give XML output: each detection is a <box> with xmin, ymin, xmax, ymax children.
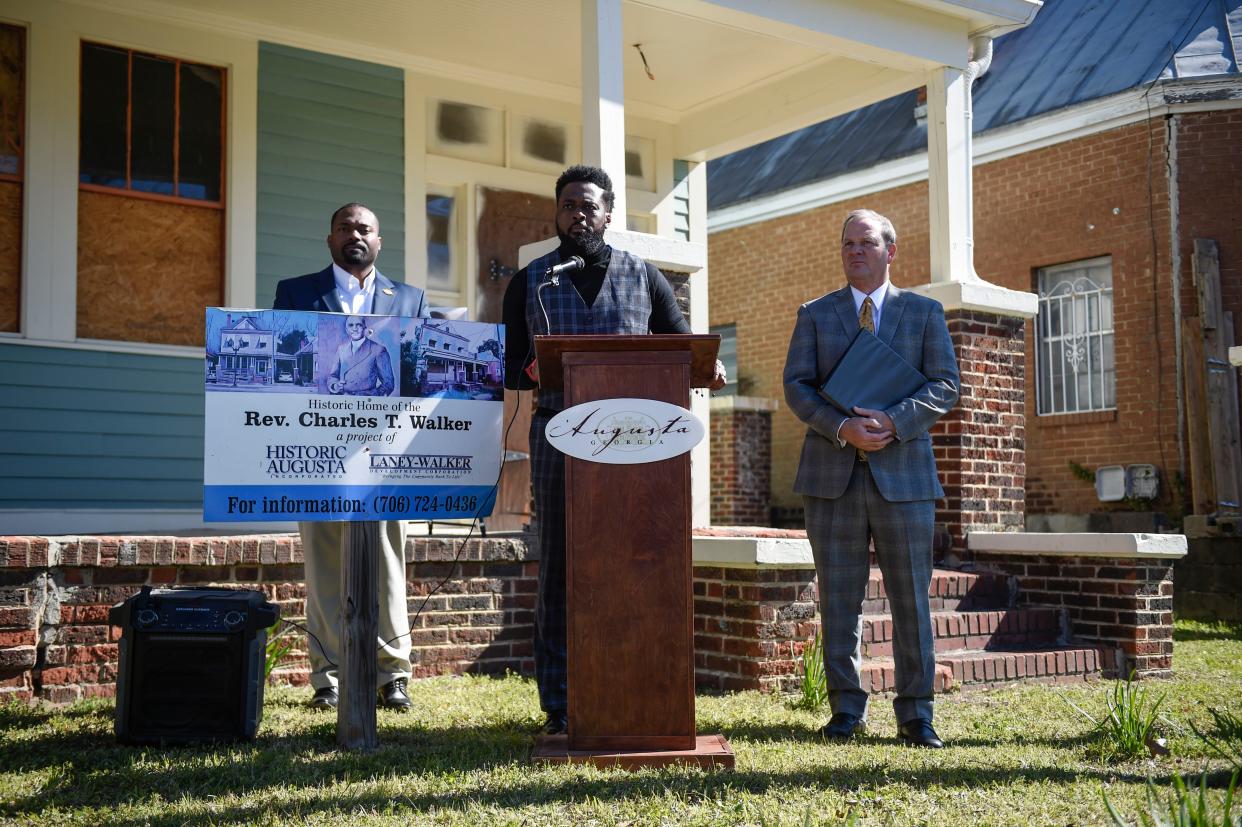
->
<box><xmin>110</xmin><ymin>586</ymin><xmax>279</xmax><ymax>744</ymax></box>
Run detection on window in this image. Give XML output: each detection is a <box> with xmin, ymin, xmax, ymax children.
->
<box><xmin>1036</xmin><ymin>257</ymin><xmax>1115</xmax><ymax>415</ymax></box>
<box><xmin>80</xmin><ymin>42</ymin><xmax>224</xmax><ymax>203</ymax></box>
<box><xmin>427</xmin><ymin>99</ymin><xmax>503</xmax><ymax>166</ymax></box>
<box><xmin>0</xmin><ymin>23</ymin><xmax>24</xmax><ymax>333</ymax></box>
<box><xmin>711</xmin><ymin>323</ymin><xmax>738</xmax><ymax>396</ymax></box>
<box><xmin>76</xmin><ymin>42</ymin><xmax>226</xmax><ymax>346</ymax></box>
<box><xmin>425</xmin><ymin>189</ymin><xmax>461</xmax><ymax>297</ymax></box>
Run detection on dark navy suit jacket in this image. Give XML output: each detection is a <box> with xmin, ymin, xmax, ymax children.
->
<box><xmin>273</xmin><ymin>265</ymin><xmax>429</xmax><ymax>319</ymax></box>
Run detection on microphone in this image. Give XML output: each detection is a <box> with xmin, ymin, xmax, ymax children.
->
<box><xmin>545</xmin><ymin>255</ymin><xmax>585</xmax><ymax>286</ymax></box>
<box><xmin>536</xmin><ymin>256</ymin><xmax>585</xmax><ymax>334</ymax></box>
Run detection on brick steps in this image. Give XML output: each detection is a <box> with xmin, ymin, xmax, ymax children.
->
<box><xmin>937</xmin><ymin>645</ymin><xmax>1104</xmax><ymax>687</ymax></box>
<box><xmin>860</xmin><ymin>606</ymin><xmax>1067</xmax><ymax>658</ymax></box>
<box><xmin>856</xmin><ymin>567</ymin><xmax>1103</xmax><ymax>693</ymax></box>
<box><xmin>860</xmin><ymin>644</ymin><xmax>1103</xmax><ymax>693</ymax></box>
<box><xmin>860</xmin><ymin>567</ymin><xmax>1011</xmax><ymax>614</ymax></box>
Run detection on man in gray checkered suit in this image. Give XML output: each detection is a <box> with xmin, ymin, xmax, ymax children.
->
<box><xmin>783</xmin><ymin>209</ymin><xmax>960</xmax><ymax>748</ymax></box>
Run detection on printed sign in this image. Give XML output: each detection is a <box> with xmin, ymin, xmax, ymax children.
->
<box><xmin>545</xmin><ymin>397</ymin><xmax>705</xmax><ymax>464</ymax></box>
<box><xmin>203</xmin><ymin>308</ymin><xmax>505</xmax><ymax>521</ymax></box>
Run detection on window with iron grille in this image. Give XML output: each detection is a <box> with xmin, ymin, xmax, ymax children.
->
<box><xmin>1035</xmin><ymin>257</ymin><xmax>1115</xmax><ymax>415</ymax></box>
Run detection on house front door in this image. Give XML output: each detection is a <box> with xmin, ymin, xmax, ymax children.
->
<box><xmin>475</xmin><ymin>186</ymin><xmax>556</xmax><ymax>533</ymax></box>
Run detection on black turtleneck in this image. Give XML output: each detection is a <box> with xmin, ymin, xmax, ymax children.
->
<box><xmin>501</xmin><ymin>244</ymin><xmax>690</xmax><ymax>390</ymax></box>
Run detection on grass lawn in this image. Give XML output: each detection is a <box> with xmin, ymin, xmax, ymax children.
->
<box><xmin>2</xmin><ymin>619</ymin><xmax>1239</xmax><ymax>826</ymax></box>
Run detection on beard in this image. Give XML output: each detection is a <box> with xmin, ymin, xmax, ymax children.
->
<box><xmin>557</xmin><ymin>227</ymin><xmax>606</xmax><ymax>258</ymax></box>
<box><xmin>340</xmin><ymin>243</ymin><xmax>375</xmax><ymax>268</ymax></box>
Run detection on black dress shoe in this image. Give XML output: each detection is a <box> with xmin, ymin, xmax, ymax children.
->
<box><xmin>543</xmin><ymin>711</ymin><xmax>568</xmax><ymax>735</ymax></box>
<box><xmin>897</xmin><ymin>718</ymin><xmax>944</xmax><ymax>748</ymax></box>
<box><xmin>309</xmin><ymin>686</ymin><xmax>338</xmax><ymax>710</ymax></box>
<box><xmin>378</xmin><ymin>678</ymin><xmax>412</xmax><ymax>710</ymax></box>
<box><xmin>819</xmin><ymin>712</ymin><xmax>866</xmax><ymax>740</ymax></box>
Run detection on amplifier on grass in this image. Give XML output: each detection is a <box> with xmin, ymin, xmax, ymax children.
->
<box><xmin>110</xmin><ymin>586</ymin><xmax>280</xmax><ymax>745</ymax></box>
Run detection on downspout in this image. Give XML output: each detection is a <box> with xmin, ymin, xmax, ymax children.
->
<box><xmin>1167</xmin><ymin>114</ymin><xmax>1185</xmax><ymax>490</ymax></box>
<box><xmin>964</xmin><ymin>37</ymin><xmax>994</xmax><ymax>279</ymax></box>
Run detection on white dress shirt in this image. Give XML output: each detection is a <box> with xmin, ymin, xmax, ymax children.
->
<box><xmin>332</xmin><ymin>263</ymin><xmax>377</xmax><ymax>315</ymax></box>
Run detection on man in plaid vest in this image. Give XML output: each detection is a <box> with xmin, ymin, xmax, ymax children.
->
<box><xmin>501</xmin><ymin>165</ymin><xmax>724</xmax><ymax>735</ymax></box>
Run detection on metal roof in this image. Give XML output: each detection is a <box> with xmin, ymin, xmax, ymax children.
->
<box><xmin>707</xmin><ymin>0</ymin><xmax>1242</xmax><ymax>210</ymax></box>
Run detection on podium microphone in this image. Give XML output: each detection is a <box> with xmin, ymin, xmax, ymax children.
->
<box><xmin>536</xmin><ymin>255</ymin><xmax>585</xmax><ymax>333</ymax></box>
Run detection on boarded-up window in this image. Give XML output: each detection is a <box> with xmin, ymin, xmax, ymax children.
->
<box><xmin>77</xmin><ymin>43</ymin><xmax>225</xmax><ymax>346</ymax></box>
<box><xmin>0</xmin><ymin>23</ymin><xmax>24</xmax><ymax>333</ymax></box>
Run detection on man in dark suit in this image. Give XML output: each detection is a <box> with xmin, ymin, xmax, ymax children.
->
<box><xmin>329</xmin><ymin>315</ymin><xmax>395</xmax><ymax>396</ymax></box>
<box><xmin>783</xmin><ymin>209</ymin><xmax>959</xmax><ymax>748</ymax></box>
<box><xmin>273</xmin><ymin>202</ymin><xmax>429</xmax><ymax>711</ymax></box>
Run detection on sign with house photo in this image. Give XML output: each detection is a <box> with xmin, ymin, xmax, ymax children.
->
<box><xmin>202</xmin><ymin>308</ymin><xmax>505</xmax><ymax>522</ymax></box>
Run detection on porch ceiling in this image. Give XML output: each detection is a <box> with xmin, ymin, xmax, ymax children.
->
<box><xmin>103</xmin><ymin>0</ymin><xmax>1040</xmax><ymax>157</ymax></box>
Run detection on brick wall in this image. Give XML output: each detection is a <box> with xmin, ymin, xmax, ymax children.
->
<box><xmin>692</xmin><ymin>565</ymin><xmax>817</xmax><ymax>693</ymax></box>
<box><xmin>970</xmin><ymin>552</ymin><xmax>1173</xmax><ymax>679</ymax></box>
<box><xmin>709</xmin><ymin>397</ymin><xmax>775</xmax><ymax>525</ymax></box>
<box><xmin>0</xmin><ymin>534</ymin><xmax>536</xmax><ymax>703</ymax></box>
<box><xmin>935</xmin><ymin>311</ymin><xmax>1028</xmax><ymax>554</ymax></box>
<box><xmin>709</xmin><ymin>115</ymin><xmax>1220</xmax><ymax>517</ymax></box>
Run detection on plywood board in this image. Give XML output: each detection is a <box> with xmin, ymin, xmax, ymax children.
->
<box><xmin>76</xmin><ymin>190</ymin><xmax>222</xmax><ymax>346</ymax></box>
<box><xmin>0</xmin><ymin>180</ymin><xmax>20</xmax><ymax>332</ymax></box>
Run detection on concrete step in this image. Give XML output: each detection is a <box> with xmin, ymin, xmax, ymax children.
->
<box><xmin>861</xmin><ymin>644</ymin><xmax>1104</xmax><ymax>694</ymax></box>
<box><xmin>859</xmin><ymin>566</ymin><xmax>1011</xmax><ymax>614</ymax></box>
<box><xmin>860</xmin><ymin>607</ymin><xmax>1067</xmax><ymax>658</ymax></box>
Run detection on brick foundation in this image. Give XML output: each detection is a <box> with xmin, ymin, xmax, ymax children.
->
<box><xmin>0</xmin><ymin>533</ymin><xmax>536</xmax><ymax>703</ymax></box>
<box><xmin>692</xmin><ymin>564</ymin><xmax>818</xmax><ymax>693</ymax></box>
<box><xmin>2</xmin><ymin>531</ymin><xmax>1184</xmax><ymax>702</ymax></box>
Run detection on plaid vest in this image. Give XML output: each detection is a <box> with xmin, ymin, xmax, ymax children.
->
<box><xmin>524</xmin><ymin>247</ymin><xmax>652</xmax><ymax>411</ymax></box>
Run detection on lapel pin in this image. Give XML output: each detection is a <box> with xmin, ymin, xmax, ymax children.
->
<box><xmin>382</xmin><ymin>287</ymin><xmax>394</xmax><ymax>295</ymax></box>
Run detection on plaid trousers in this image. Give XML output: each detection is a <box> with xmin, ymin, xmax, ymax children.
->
<box><xmin>529</xmin><ymin>408</ymin><xmax>568</xmax><ymax>713</ymax></box>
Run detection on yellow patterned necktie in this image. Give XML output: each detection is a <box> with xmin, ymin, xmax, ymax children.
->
<box><xmin>857</xmin><ymin>297</ymin><xmax>875</xmax><ymax>462</ymax></box>
<box><xmin>859</xmin><ymin>296</ymin><xmax>875</xmax><ymax>334</ymax></box>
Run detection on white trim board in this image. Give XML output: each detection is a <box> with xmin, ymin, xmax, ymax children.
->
<box><xmin>708</xmin><ymin>78</ymin><xmax>1242</xmax><ymax>233</ymax></box>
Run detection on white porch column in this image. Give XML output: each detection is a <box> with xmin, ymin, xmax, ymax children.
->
<box><xmin>926</xmin><ymin>65</ymin><xmax>973</xmax><ymax>284</ymax></box>
<box><xmin>581</xmin><ymin>0</ymin><xmax>627</xmax><ymax>217</ymax></box>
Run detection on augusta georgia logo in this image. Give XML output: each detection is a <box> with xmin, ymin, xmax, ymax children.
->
<box><xmin>545</xmin><ymin>398</ymin><xmax>706</xmax><ymax>465</ymax></box>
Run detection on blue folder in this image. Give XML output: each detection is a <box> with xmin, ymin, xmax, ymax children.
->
<box><xmin>818</xmin><ymin>329</ymin><xmax>928</xmax><ymax>415</ymax></box>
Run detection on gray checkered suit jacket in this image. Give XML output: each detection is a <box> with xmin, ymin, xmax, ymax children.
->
<box><xmin>783</xmin><ymin>284</ymin><xmax>960</xmax><ymax>502</ymax></box>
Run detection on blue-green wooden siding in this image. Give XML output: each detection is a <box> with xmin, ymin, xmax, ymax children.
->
<box><xmin>0</xmin><ymin>344</ymin><xmax>205</xmax><ymax>509</ymax></box>
<box><xmin>256</xmin><ymin>43</ymin><xmax>405</xmax><ymax>307</ymax></box>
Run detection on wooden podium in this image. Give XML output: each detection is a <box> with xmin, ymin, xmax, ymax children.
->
<box><xmin>529</xmin><ymin>335</ymin><xmax>734</xmax><ymax>769</ymax></box>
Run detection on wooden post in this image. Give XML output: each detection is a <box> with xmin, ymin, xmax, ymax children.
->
<box><xmin>1182</xmin><ymin>317</ymin><xmax>1215</xmax><ymax>515</ymax></box>
<box><xmin>1193</xmin><ymin>239</ymin><xmax>1242</xmax><ymax>513</ymax></box>
<box><xmin>337</xmin><ymin>520</ymin><xmax>379</xmax><ymax>750</ymax></box>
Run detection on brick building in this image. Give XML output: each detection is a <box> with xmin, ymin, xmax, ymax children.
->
<box><xmin>706</xmin><ymin>0</ymin><xmax>1242</xmax><ymax>530</ymax></box>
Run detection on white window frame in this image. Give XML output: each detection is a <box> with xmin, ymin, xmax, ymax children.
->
<box><xmin>1035</xmin><ymin>256</ymin><xmax>1115</xmax><ymax>416</ymax></box>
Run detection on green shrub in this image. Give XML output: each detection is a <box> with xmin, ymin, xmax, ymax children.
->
<box><xmin>793</xmin><ymin>630</ymin><xmax>829</xmax><ymax>711</ymax></box>
<box><xmin>1066</xmin><ymin>671</ymin><xmax>1168</xmax><ymax>760</ymax></box>
<box><xmin>264</xmin><ymin>620</ymin><xmax>298</xmax><ymax>683</ymax></box>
